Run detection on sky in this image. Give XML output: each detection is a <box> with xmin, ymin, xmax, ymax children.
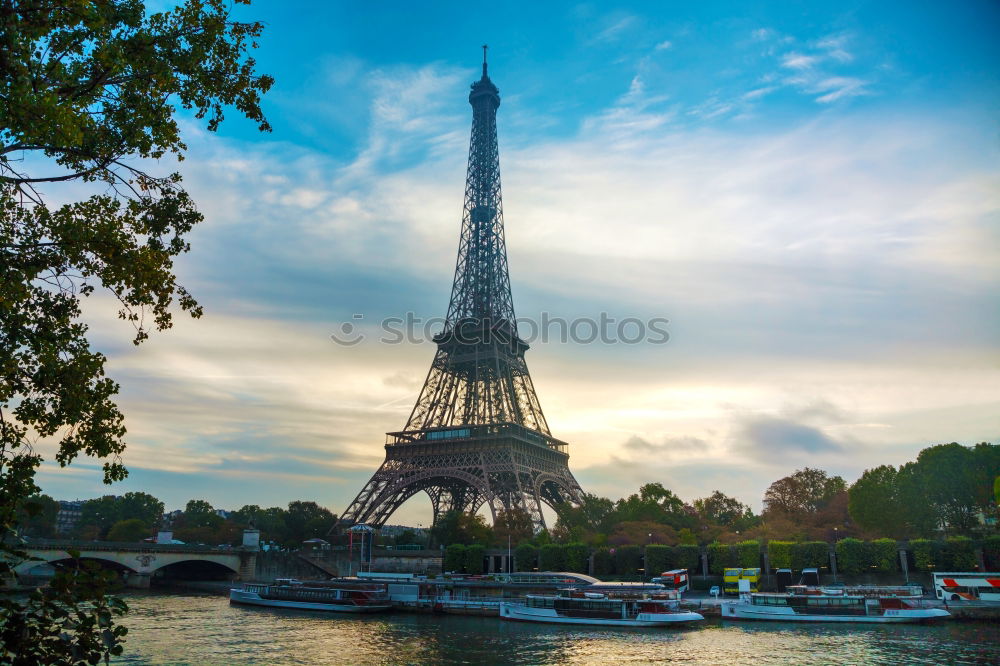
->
<box><xmin>37</xmin><ymin>1</ymin><xmax>1000</xmax><ymax>525</ymax></box>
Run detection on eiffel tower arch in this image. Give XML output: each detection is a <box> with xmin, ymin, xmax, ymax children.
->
<box><xmin>337</xmin><ymin>49</ymin><xmax>584</xmax><ymax>533</ymax></box>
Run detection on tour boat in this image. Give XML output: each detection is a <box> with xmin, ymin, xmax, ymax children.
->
<box><xmin>722</xmin><ymin>589</ymin><xmax>950</xmax><ymax>623</ymax></box>
<box><xmin>229</xmin><ymin>579</ymin><xmax>391</xmax><ymax>613</ymax></box>
<box><xmin>500</xmin><ymin>589</ymin><xmax>704</xmax><ymax>627</ymax></box>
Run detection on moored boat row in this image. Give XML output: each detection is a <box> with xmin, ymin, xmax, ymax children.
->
<box><xmin>230</xmin><ymin>570</ymin><xmax>961</xmax><ymax>627</ymax></box>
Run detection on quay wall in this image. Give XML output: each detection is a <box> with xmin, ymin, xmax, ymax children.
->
<box><xmin>254</xmin><ymin>551</ymin><xmax>327</xmax><ymax>581</ymax></box>
<box><xmin>252</xmin><ymin>549</ymin><xmax>443</xmax><ymax>581</ymax></box>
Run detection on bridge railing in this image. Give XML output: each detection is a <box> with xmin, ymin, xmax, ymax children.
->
<box><xmin>23</xmin><ymin>538</ymin><xmax>246</xmax><ymax>554</ymax></box>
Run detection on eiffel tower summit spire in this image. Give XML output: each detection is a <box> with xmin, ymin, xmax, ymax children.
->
<box><xmin>336</xmin><ymin>51</ymin><xmax>584</xmax><ymax>533</ymax></box>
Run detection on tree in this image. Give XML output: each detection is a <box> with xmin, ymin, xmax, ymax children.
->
<box><xmin>119</xmin><ymin>492</ymin><xmax>164</xmax><ymax>528</ymax></box>
<box><xmin>694</xmin><ymin>490</ymin><xmax>753</xmax><ymax>528</ymax></box>
<box><xmin>256</xmin><ymin>506</ymin><xmax>291</xmax><ymax>545</ymax></box>
<box><xmin>107</xmin><ymin>518</ymin><xmax>149</xmax><ymax>542</ymax></box>
<box><xmin>493</xmin><ymin>507</ymin><xmax>534</xmax><ymax>547</ymax></box>
<box><xmin>553</xmin><ymin>493</ymin><xmax>615</xmax><ymax>543</ymax></box>
<box><xmin>394</xmin><ymin>529</ymin><xmax>421</xmax><ymax>547</ymax></box>
<box><xmin>971</xmin><ymin>442</ymin><xmax>1000</xmax><ymax>521</ymax></box>
<box><xmin>848</xmin><ymin>465</ymin><xmax>907</xmax><ymax>538</ymax></box>
<box><xmin>763</xmin><ymin>468</ymin><xmax>846</xmax><ymax>516</ymax></box>
<box><xmin>76</xmin><ymin>492</ymin><xmax>164</xmax><ymax>539</ymax></box>
<box><xmin>15</xmin><ymin>493</ymin><xmax>59</xmax><ymax>538</ymax></box>
<box><xmin>615</xmin><ymin>483</ymin><xmax>693</xmax><ymax>529</ymax></box>
<box><xmin>607</xmin><ymin>521</ymin><xmax>676</xmax><ymax>547</ymax></box>
<box><xmin>181</xmin><ymin>500</ymin><xmax>222</xmax><ymax>529</ymax></box>
<box><xmin>174</xmin><ymin>499</ymin><xmax>234</xmax><ymax>544</ymax></box>
<box><xmin>78</xmin><ymin>495</ymin><xmax>124</xmax><ymax>538</ymax></box>
<box><xmin>911</xmin><ymin>443</ymin><xmax>986</xmax><ymax>533</ymax></box>
<box><xmin>895</xmin><ymin>462</ymin><xmax>939</xmax><ymax>537</ymax></box>
<box><xmin>232</xmin><ymin>504</ymin><xmax>263</xmax><ymax>528</ymax></box>
<box><xmin>1</xmin><ymin>1</ymin><xmax>271</xmax><ymax>660</ymax></box>
<box><xmin>285</xmin><ymin>501</ymin><xmax>335</xmax><ymax>543</ymax></box>
<box><xmin>430</xmin><ymin>510</ymin><xmax>493</xmax><ymax>546</ymax></box>
<box><xmin>676</xmin><ymin>528</ymin><xmax>698</xmax><ymax>546</ymax></box>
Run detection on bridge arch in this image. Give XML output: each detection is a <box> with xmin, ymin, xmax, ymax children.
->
<box><xmin>152</xmin><ymin>558</ymin><xmax>238</xmax><ymax>581</ymax></box>
<box><xmin>13</xmin><ymin>551</ymin><xmax>138</xmax><ymax>576</ymax></box>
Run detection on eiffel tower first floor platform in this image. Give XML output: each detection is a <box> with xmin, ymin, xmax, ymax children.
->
<box><xmin>336</xmin><ymin>423</ymin><xmax>585</xmax><ymax>533</ymax></box>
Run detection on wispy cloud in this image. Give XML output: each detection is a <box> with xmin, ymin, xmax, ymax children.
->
<box><xmin>782</xmin><ymin>52</ymin><xmax>819</xmax><ymax>70</ymax></box>
<box><xmin>585</xmin><ymin>74</ymin><xmax>674</xmax><ymax>134</ymax></box>
<box><xmin>817</xmin><ymin>34</ymin><xmax>854</xmax><ymax>63</ymax></box>
<box><xmin>741</xmin><ymin>86</ymin><xmax>777</xmax><ymax>101</ymax></box>
<box><xmin>813</xmin><ymin>76</ymin><xmax>869</xmax><ymax>103</ymax></box>
<box><xmin>592</xmin><ymin>15</ymin><xmax>637</xmax><ymax>44</ymax></box>
<box><xmin>769</xmin><ymin>32</ymin><xmax>873</xmax><ymax>103</ymax></box>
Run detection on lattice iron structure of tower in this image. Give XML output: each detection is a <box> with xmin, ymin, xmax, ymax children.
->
<box><xmin>336</xmin><ymin>50</ymin><xmax>584</xmax><ymax>533</ymax></box>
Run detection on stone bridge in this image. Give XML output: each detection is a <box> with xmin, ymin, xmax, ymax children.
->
<box><xmin>15</xmin><ymin>539</ymin><xmax>257</xmax><ymax>588</ymax></box>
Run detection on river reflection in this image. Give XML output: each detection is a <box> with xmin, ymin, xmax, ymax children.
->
<box><xmin>114</xmin><ymin>591</ymin><xmax>1000</xmax><ymax>665</ymax></box>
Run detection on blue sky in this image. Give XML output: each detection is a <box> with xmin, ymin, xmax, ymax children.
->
<box><xmin>38</xmin><ymin>1</ymin><xmax>1000</xmax><ymax>524</ymax></box>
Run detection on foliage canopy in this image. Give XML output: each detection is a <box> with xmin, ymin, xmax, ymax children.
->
<box><xmin>1</xmin><ymin>0</ymin><xmax>271</xmax><ymax>661</ymax></box>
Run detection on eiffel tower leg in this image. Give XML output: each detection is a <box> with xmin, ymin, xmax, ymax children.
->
<box><xmin>509</xmin><ymin>453</ymin><xmax>545</xmax><ymax>532</ymax></box>
<box><xmin>336</xmin><ymin>460</ymin><xmax>401</xmax><ymax>530</ymax></box>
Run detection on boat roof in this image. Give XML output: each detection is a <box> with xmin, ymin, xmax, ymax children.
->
<box><xmin>585</xmin><ymin>582</ymin><xmax>665</xmax><ymax>589</ymax></box>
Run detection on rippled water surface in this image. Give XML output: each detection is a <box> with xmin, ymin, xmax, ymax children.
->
<box><xmin>114</xmin><ymin>591</ymin><xmax>999</xmax><ymax>665</ymax></box>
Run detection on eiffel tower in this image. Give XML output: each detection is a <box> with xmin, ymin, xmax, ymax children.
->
<box><xmin>337</xmin><ymin>48</ymin><xmax>585</xmax><ymax>534</ymax></box>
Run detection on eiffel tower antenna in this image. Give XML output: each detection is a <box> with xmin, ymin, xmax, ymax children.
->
<box><xmin>336</xmin><ymin>50</ymin><xmax>584</xmax><ymax>534</ymax></box>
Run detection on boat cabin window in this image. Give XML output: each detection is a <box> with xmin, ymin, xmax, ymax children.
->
<box><xmin>752</xmin><ymin>596</ymin><xmax>788</xmax><ymax>606</ymax></box>
<box><xmin>803</xmin><ymin>597</ymin><xmax>864</xmax><ymax>606</ymax></box>
<box><xmin>526</xmin><ymin>597</ymin><xmax>556</xmax><ymax>609</ymax></box>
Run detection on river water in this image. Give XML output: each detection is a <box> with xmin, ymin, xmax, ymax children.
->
<box><xmin>113</xmin><ymin>591</ymin><xmax>999</xmax><ymax>665</ymax></box>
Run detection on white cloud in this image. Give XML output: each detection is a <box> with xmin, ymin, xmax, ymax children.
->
<box><xmin>781</xmin><ymin>52</ymin><xmax>819</xmax><ymax>69</ymax></box>
<box><xmin>654</xmin><ymin>40</ymin><xmax>673</xmax><ymax>51</ymax></box>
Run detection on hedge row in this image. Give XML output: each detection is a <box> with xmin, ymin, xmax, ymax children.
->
<box><xmin>591</xmin><ymin>544</ymin><xmax>700</xmax><ymax>577</ymax></box>
<box><xmin>459</xmin><ymin>536</ymin><xmax>998</xmax><ymax>575</ymax></box>
<box><xmin>766</xmin><ymin>541</ymin><xmax>829</xmax><ymax>570</ymax></box>
<box><xmin>443</xmin><ymin>543</ymin><xmax>488</xmax><ymax>574</ymax></box>
<box><xmin>707</xmin><ymin>540</ymin><xmax>765</xmax><ymax>573</ymax></box>
<box><xmin>910</xmin><ymin>537</ymin><xmax>979</xmax><ymax>571</ymax></box>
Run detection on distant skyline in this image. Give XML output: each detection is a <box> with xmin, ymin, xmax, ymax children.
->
<box><xmin>39</xmin><ymin>1</ymin><xmax>999</xmax><ymax>522</ymax></box>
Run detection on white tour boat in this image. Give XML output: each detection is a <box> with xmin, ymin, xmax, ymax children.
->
<box><xmin>230</xmin><ymin>579</ymin><xmax>391</xmax><ymax>613</ymax></box>
<box><xmin>722</xmin><ymin>588</ymin><xmax>950</xmax><ymax>623</ymax></box>
<box><xmin>500</xmin><ymin>589</ymin><xmax>704</xmax><ymax>627</ymax></box>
